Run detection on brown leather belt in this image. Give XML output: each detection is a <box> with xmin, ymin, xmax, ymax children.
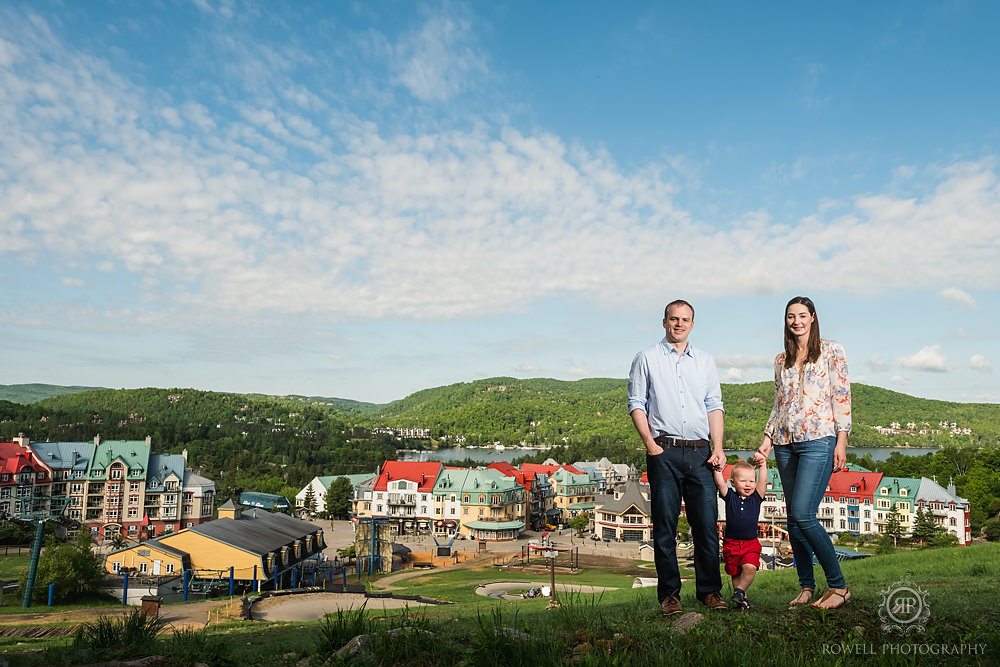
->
<box><xmin>654</xmin><ymin>436</ymin><xmax>710</xmax><ymax>448</ymax></box>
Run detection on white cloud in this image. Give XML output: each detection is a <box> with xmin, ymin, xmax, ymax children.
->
<box><xmin>970</xmin><ymin>354</ymin><xmax>992</xmax><ymax>372</ymax></box>
<box><xmin>714</xmin><ymin>354</ymin><xmax>771</xmax><ymax>369</ymax></box>
<box><xmin>391</xmin><ymin>7</ymin><xmax>487</xmax><ymax>102</ymax></box>
<box><xmin>890</xmin><ymin>375</ymin><xmax>910</xmax><ymax>385</ymax></box>
<box><xmin>719</xmin><ymin>368</ymin><xmax>744</xmax><ymax>382</ymax></box>
<box><xmin>867</xmin><ymin>356</ymin><xmax>890</xmax><ymax>372</ymax></box>
<box><xmin>59</xmin><ymin>277</ymin><xmax>84</xmax><ymax>287</ymax></box>
<box><xmin>515</xmin><ymin>364</ymin><xmax>540</xmax><ymax>373</ymax></box>
<box><xmin>955</xmin><ymin>328</ymin><xmax>969</xmax><ymax>338</ymax></box>
<box><xmin>898</xmin><ymin>345</ymin><xmax>948</xmax><ymax>373</ymax></box>
<box><xmin>937</xmin><ymin>287</ymin><xmax>977</xmax><ymax>308</ymax></box>
<box><xmin>1</xmin><ymin>10</ymin><xmax>999</xmax><ymax>341</ymax></box>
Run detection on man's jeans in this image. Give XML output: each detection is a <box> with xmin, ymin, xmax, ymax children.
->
<box><xmin>646</xmin><ymin>444</ymin><xmax>721</xmax><ymax>603</ymax></box>
<box><xmin>773</xmin><ymin>436</ymin><xmax>846</xmax><ymax>590</ymax></box>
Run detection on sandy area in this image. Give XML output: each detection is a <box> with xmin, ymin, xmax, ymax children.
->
<box><xmin>251</xmin><ymin>593</ymin><xmax>434</xmax><ymax>621</ymax></box>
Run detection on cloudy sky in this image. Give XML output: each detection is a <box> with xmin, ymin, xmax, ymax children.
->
<box><xmin>1</xmin><ymin>1</ymin><xmax>997</xmax><ymax>404</ymax></box>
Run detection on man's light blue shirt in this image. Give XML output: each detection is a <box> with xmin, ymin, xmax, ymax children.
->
<box><xmin>627</xmin><ymin>338</ymin><xmax>724</xmax><ymax>441</ymax></box>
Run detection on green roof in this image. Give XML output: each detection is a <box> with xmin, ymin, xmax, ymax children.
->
<box><xmin>463</xmin><ymin>520</ymin><xmax>524</xmax><ymax>530</ymax></box>
<box><xmin>460</xmin><ymin>468</ymin><xmax>521</xmax><ymax>494</ymax></box>
<box><xmin>568</xmin><ymin>502</ymin><xmax>595</xmax><ymax>510</ymax></box>
<box><xmin>89</xmin><ymin>440</ymin><xmax>150</xmax><ymax>479</ymax></box>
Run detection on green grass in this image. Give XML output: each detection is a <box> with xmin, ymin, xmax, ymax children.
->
<box><xmin>4</xmin><ymin>543</ymin><xmax>999</xmax><ymax>665</ymax></box>
<box><xmin>0</xmin><ymin>554</ymin><xmax>31</xmax><ymax>580</ymax></box>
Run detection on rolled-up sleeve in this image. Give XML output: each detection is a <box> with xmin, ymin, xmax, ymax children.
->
<box><xmin>763</xmin><ymin>356</ymin><xmax>782</xmax><ymax>438</ymax></box>
<box><xmin>627</xmin><ymin>352</ymin><xmax>649</xmax><ymax>415</ymax></box>
<box><xmin>829</xmin><ymin>341</ymin><xmax>852</xmax><ymax>434</ymax></box>
<box><xmin>703</xmin><ymin>357</ymin><xmax>724</xmax><ymax>413</ymax></box>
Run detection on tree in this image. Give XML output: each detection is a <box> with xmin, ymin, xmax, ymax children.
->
<box><xmin>20</xmin><ymin>532</ymin><xmax>104</xmax><ymax>603</ymax></box>
<box><xmin>569</xmin><ymin>512</ymin><xmax>590</xmax><ymax>536</ymax></box>
<box><xmin>911</xmin><ymin>505</ymin><xmax>938</xmax><ymax>546</ymax></box>
<box><xmin>884</xmin><ymin>503</ymin><xmax>904</xmax><ymax>547</ymax></box>
<box><xmin>303</xmin><ymin>485</ymin><xmax>318</xmax><ymax>515</ymax></box>
<box><xmin>109</xmin><ymin>532</ymin><xmax>128</xmax><ymax>550</ymax></box>
<box><xmin>326</xmin><ymin>477</ymin><xmax>354</xmax><ymax>519</ymax></box>
<box><xmin>676</xmin><ymin>515</ymin><xmax>691</xmax><ymax>542</ymax></box>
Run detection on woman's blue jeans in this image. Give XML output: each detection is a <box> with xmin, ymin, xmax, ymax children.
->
<box><xmin>773</xmin><ymin>436</ymin><xmax>846</xmax><ymax>590</ymax></box>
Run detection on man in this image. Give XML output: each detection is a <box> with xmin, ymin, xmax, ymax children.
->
<box><xmin>628</xmin><ymin>300</ymin><xmax>727</xmax><ymax>614</ymax></box>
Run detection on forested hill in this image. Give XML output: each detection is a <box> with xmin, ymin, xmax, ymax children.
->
<box><xmin>0</xmin><ymin>383</ymin><xmax>105</xmax><ymax>404</ymax></box>
<box><xmin>363</xmin><ymin>378</ymin><xmax>999</xmax><ymax>449</ymax></box>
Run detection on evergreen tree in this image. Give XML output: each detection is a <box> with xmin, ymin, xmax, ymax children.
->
<box><xmin>303</xmin><ymin>485</ymin><xmax>317</xmax><ymax>515</ymax></box>
<box><xmin>911</xmin><ymin>504</ymin><xmax>938</xmax><ymax>545</ymax></box>
<box><xmin>884</xmin><ymin>503</ymin><xmax>904</xmax><ymax>546</ymax></box>
<box><xmin>326</xmin><ymin>477</ymin><xmax>355</xmax><ymax>519</ymax></box>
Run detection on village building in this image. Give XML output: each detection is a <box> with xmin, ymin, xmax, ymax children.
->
<box><xmin>295</xmin><ymin>473</ymin><xmax>374</xmax><ymax>516</ymax></box>
<box><xmin>593</xmin><ymin>479</ymin><xmax>651</xmax><ymax>542</ymax></box>
<box><xmin>431</xmin><ymin>467</ymin><xmax>468</xmax><ymax>537</ymax></box>
<box><xmin>0</xmin><ymin>436</ymin><xmax>55</xmax><ymax>520</ymax></box>
<box><xmin>487</xmin><ymin>461</ymin><xmax>550</xmax><ymax>530</ymax></box>
<box><xmin>916</xmin><ymin>477</ymin><xmax>971</xmax><ymax>545</ymax></box>
<box><xmin>456</xmin><ymin>467</ymin><xmax>525</xmax><ymax>541</ymax></box>
<box><xmin>547</xmin><ymin>467</ymin><xmax>597</xmax><ymax>523</ymax></box>
<box><xmin>104</xmin><ymin>499</ymin><xmax>325</xmax><ymax>590</ymax></box>
<box><xmin>874</xmin><ymin>476</ymin><xmax>921</xmax><ymax>537</ymax></box>
<box><xmin>368</xmin><ymin>461</ymin><xmax>442</xmax><ymax>536</ymax></box>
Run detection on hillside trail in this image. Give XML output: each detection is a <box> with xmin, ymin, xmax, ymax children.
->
<box><xmin>0</xmin><ymin>598</ymin><xmax>235</xmax><ymax>633</ymax></box>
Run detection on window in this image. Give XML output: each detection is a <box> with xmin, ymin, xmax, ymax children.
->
<box><xmin>130</xmin><ymin>482</ymin><xmax>140</xmax><ymax>492</ymax></box>
<box><xmin>166</xmin><ymin>563</ymin><xmax>175</xmax><ymax>574</ymax></box>
<box><xmin>0</xmin><ymin>488</ymin><xmax>9</xmax><ymax>499</ymax></box>
<box><xmin>109</xmin><ymin>483</ymin><xmax>120</xmax><ymax>493</ymax></box>
<box><xmin>129</xmin><ymin>495</ymin><xmax>139</xmax><ymax>505</ymax></box>
<box><xmin>364</xmin><ymin>502</ymin><xmax>371</xmax><ymax>510</ymax></box>
<box><xmin>111</xmin><ymin>469</ymin><xmax>123</xmax><ymax>479</ymax></box>
<box><xmin>479</xmin><ymin>495</ymin><xmax>485</xmax><ymax>503</ymax></box>
<box><xmin>37</xmin><ymin>471</ymin><xmax>45</xmax><ymax>480</ymax></box>
<box><xmin>881</xmin><ymin>488</ymin><xmax>888</xmax><ymax>495</ymax></box>
<box><xmin>128</xmin><ymin>508</ymin><xmax>137</xmax><ymax>518</ymax></box>
<box><xmin>900</xmin><ymin>489</ymin><xmax>907</xmax><ymax>496</ymax></box>
<box><xmin>850</xmin><ymin>486</ymin><xmax>857</xmax><ymax>493</ymax></box>
<box><xmin>112</xmin><ymin>561</ymin><xmax>121</xmax><ymax>573</ymax></box>
<box><xmin>139</xmin><ymin>562</ymin><xmax>148</xmax><ymax>573</ymax></box>
<box><xmin>108</xmin><ymin>509</ymin><xmax>119</xmax><ymax>520</ymax></box>
<box><xmin>164</xmin><ymin>524</ymin><xmax>174</xmax><ymax>533</ymax></box>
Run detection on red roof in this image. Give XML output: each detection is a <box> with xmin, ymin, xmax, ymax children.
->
<box><xmin>373</xmin><ymin>461</ymin><xmax>443</xmax><ymax>492</ymax></box>
<box><xmin>520</xmin><ymin>463</ymin><xmax>584</xmax><ymax>476</ymax></box>
<box><xmin>0</xmin><ymin>440</ymin><xmax>53</xmax><ymax>481</ymax></box>
<box><xmin>488</xmin><ymin>462</ymin><xmax>536</xmax><ymax>492</ymax></box>
<box><xmin>826</xmin><ymin>470</ymin><xmax>883</xmax><ymax>499</ymax></box>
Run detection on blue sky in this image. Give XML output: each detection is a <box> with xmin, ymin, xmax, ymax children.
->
<box><xmin>1</xmin><ymin>1</ymin><xmax>997</xmax><ymax>405</ymax></box>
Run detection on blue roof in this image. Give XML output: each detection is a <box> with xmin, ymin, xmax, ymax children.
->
<box><xmin>29</xmin><ymin>442</ymin><xmax>95</xmax><ymax>472</ymax></box>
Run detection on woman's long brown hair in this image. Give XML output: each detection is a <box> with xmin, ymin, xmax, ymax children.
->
<box><xmin>783</xmin><ymin>296</ymin><xmax>821</xmax><ymax>369</ymax></box>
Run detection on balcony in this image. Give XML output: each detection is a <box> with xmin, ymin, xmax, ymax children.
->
<box><xmin>387</xmin><ymin>494</ymin><xmax>416</xmax><ymax>506</ymax></box>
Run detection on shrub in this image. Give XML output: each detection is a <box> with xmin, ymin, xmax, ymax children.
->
<box><xmin>74</xmin><ymin>609</ymin><xmax>165</xmax><ymax>659</ymax></box>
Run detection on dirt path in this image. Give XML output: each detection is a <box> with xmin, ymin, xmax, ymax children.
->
<box><xmin>0</xmin><ymin>598</ymin><xmax>235</xmax><ymax>633</ymax></box>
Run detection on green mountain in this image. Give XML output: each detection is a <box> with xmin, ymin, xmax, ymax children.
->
<box><xmin>0</xmin><ymin>383</ymin><xmax>106</xmax><ymax>404</ymax></box>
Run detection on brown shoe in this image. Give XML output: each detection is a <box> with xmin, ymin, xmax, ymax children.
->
<box><xmin>661</xmin><ymin>595</ymin><xmax>683</xmax><ymax>615</ymax></box>
<box><xmin>700</xmin><ymin>592</ymin><xmax>728</xmax><ymax>610</ymax></box>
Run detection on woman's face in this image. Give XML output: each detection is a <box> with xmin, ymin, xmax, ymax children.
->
<box><xmin>786</xmin><ymin>303</ymin><xmax>815</xmax><ymax>340</ymax></box>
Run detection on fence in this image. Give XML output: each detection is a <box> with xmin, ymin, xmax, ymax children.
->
<box><xmin>0</xmin><ymin>544</ymin><xmax>32</xmax><ymax>556</ymax></box>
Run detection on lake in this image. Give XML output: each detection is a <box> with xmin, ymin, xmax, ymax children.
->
<box><xmin>398</xmin><ymin>445</ymin><xmax>940</xmax><ymax>464</ymax></box>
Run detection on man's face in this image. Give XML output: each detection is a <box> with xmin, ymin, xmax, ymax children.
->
<box><xmin>663</xmin><ymin>304</ymin><xmax>694</xmax><ymax>345</ymax></box>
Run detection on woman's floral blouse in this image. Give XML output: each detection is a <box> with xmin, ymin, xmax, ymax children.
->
<box><xmin>765</xmin><ymin>339</ymin><xmax>852</xmax><ymax>445</ymax></box>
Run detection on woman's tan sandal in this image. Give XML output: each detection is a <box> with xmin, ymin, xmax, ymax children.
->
<box><xmin>789</xmin><ymin>588</ymin><xmax>814</xmax><ymax>607</ymax></box>
<box><xmin>812</xmin><ymin>587</ymin><xmax>851</xmax><ymax>609</ymax></box>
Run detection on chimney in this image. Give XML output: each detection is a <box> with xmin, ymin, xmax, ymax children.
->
<box><xmin>145</xmin><ymin>436</ymin><xmax>152</xmax><ymax>446</ymax></box>
<box><xmin>94</xmin><ymin>435</ymin><xmax>101</xmax><ymax>446</ymax></box>
<box><xmin>182</xmin><ymin>448</ymin><xmax>188</xmax><ymax>462</ymax></box>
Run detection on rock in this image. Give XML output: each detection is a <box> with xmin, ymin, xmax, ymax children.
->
<box><xmin>336</xmin><ymin>627</ymin><xmax>435</xmax><ymax>659</ymax></box>
<box><xmin>295</xmin><ymin>658</ymin><xmax>312</xmax><ymax>667</ymax></box>
<box><xmin>854</xmin><ymin>625</ymin><xmax>865</xmax><ymax>637</ymax></box>
<box><xmin>672</xmin><ymin>612</ymin><xmax>704</xmax><ymax>634</ymax></box>
<box><xmin>573</xmin><ymin>642</ymin><xmax>593</xmax><ymax>655</ymax></box>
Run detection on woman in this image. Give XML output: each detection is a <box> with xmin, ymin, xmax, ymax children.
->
<box><xmin>754</xmin><ymin>296</ymin><xmax>851</xmax><ymax>609</ymax></box>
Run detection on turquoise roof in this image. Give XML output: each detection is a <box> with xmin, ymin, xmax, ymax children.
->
<box><xmin>241</xmin><ymin>492</ymin><xmax>291</xmax><ymax>510</ymax></box>
<box><xmin>463</xmin><ymin>520</ymin><xmax>524</xmax><ymax>530</ymax></box>
<box><xmin>29</xmin><ymin>442</ymin><xmax>95</xmax><ymax>472</ymax></box>
<box><xmin>433</xmin><ymin>468</ymin><xmax>470</xmax><ymax>494</ymax></box>
<box><xmin>460</xmin><ymin>468</ymin><xmax>521</xmax><ymax>494</ymax></box>
<box><xmin>877</xmin><ymin>476</ymin><xmax>920</xmax><ymax>500</ymax></box>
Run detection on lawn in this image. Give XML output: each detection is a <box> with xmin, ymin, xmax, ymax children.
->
<box><xmin>4</xmin><ymin>543</ymin><xmax>999</xmax><ymax>666</ymax></box>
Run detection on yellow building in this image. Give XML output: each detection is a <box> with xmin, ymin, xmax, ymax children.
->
<box><xmin>104</xmin><ymin>499</ymin><xmax>326</xmax><ymax>589</ymax></box>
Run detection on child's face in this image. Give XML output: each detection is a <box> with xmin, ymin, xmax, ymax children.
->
<box><xmin>732</xmin><ymin>469</ymin><xmax>757</xmax><ymax>497</ymax></box>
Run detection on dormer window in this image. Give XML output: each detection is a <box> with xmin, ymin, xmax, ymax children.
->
<box><xmin>900</xmin><ymin>489</ymin><xmax>907</xmax><ymax>496</ymax></box>
<box><xmin>850</xmin><ymin>486</ymin><xmax>857</xmax><ymax>493</ymax></box>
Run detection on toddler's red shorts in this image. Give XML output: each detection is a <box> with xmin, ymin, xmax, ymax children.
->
<box><xmin>722</xmin><ymin>537</ymin><xmax>762</xmax><ymax>575</ymax></box>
